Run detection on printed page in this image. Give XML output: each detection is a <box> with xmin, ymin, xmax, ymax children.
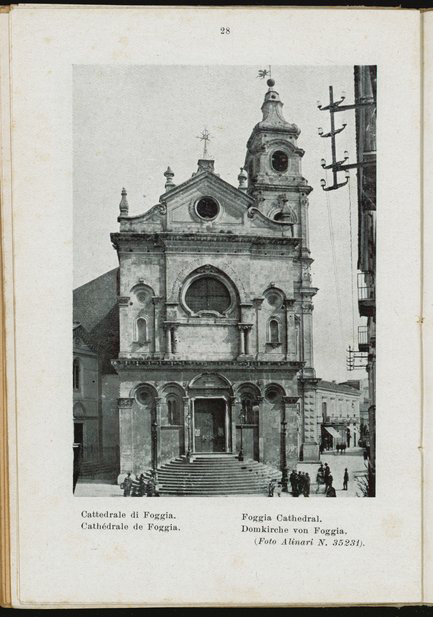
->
<box><xmin>3</xmin><ymin>5</ymin><xmax>422</xmax><ymax>607</ymax></box>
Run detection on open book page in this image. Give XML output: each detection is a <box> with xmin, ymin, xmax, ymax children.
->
<box><xmin>423</xmin><ymin>9</ymin><xmax>433</xmax><ymax>603</ymax></box>
<box><xmin>2</xmin><ymin>5</ymin><xmax>422</xmax><ymax>607</ymax></box>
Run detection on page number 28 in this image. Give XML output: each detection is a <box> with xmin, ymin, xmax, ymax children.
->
<box><xmin>220</xmin><ymin>27</ymin><xmax>230</xmax><ymax>34</ymax></box>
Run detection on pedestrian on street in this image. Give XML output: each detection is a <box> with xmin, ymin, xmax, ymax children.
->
<box><xmin>343</xmin><ymin>468</ymin><xmax>349</xmax><ymax>491</ymax></box>
<box><xmin>290</xmin><ymin>470</ymin><xmax>297</xmax><ymax>496</ymax></box>
<box><xmin>268</xmin><ymin>478</ymin><xmax>277</xmax><ymax>497</ymax></box>
<box><xmin>324</xmin><ymin>463</ymin><xmax>330</xmax><ymax>486</ymax></box>
<box><xmin>139</xmin><ymin>473</ymin><xmax>147</xmax><ymax>496</ymax></box>
<box><xmin>121</xmin><ymin>472</ymin><xmax>132</xmax><ymax>497</ymax></box>
<box><xmin>274</xmin><ymin>481</ymin><xmax>282</xmax><ymax>497</ymax></box>
<box><xmin>326</xmin><ymin>482</ymin><xmax>337</xmax><ymax>497</ymax></box>
<box><xmin>303</xmin><ymin>473</ymin><xmax>310</xmax><ymax>497</ymax></box>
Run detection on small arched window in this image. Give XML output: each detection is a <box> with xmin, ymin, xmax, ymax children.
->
<box><xmin>136</xmin><ymin>317</ymin><xmax>147</xmax><ymax>344</ymax></box>
<box><xmin>73</xmin><ymin>358</ymin><xmax>80</xmax><ymax>391</ymax></box>
<box><xmin>167</xmin><ymin>396</ymin><xmax>181</xmax><ymax>425</ymax></box>
<box><xmin>269</xmin><ymin>319</ymin><xmax>280</xmax><ymax>344</ymax></box>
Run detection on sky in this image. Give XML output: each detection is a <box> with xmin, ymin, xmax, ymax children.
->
<box><xmin>73</xmin><ymin>65</ymin><xmax>368</xmax><ymax>383</ymax></box>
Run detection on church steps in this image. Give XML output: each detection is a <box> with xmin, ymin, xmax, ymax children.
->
<box><xmin>153</xmin><ymin>456</ymin><xmax>282</xmax><ymax>496</ymax></box>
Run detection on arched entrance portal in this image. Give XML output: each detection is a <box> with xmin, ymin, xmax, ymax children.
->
<box><xmin>188</xmin><ymin>373</ymin><xmax>233</xmax><ymax>454</ymax></box>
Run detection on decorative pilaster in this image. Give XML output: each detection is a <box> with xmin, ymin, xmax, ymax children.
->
<box><xmin>253</xmin><ymin>298</ymin><xmax>264</xmax><ymax>358</ymax></box>
<box><xmin>118</xmin><ymin>398</ymin><xmax>134</xmax><ymax>473</ymax></box>
<box><xmin>231</xmin><ymin>396</ymin><xmax>241</xmax><ymax>454</ymax></box>
<box><xmin>284</xmin><ymin>299</ymin><xmax>294</xmax><ymax>359</ymax></box>
<box><xmin>283</xmin><ymin>396</ymin><xmax>300</xmax><ymax>474</ymax></box>
<box><xmin>152</xmin><ymin>296</ymin><xmax>163</xmax><ymax>355</ymax></box>
<box><xmin>256</xmin><ymin>395</ymin><xmax>264</xmax><ymax>462</ymax></box>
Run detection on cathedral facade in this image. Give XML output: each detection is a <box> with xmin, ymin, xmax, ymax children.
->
<box><xmin>110</xmin><ymin>78</ymin><xmax>319</xmax><ymax>477</ymax></box>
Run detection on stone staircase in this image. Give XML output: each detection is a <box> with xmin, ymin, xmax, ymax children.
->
<box><xmin>155</xmin><ymin>455</ymin><xmax>282</xmax><ymax>496</ymax></box>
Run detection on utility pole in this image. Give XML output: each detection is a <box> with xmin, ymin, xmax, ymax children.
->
<box><xmin>318</xmin><ymin>85</ymin><xmax>374</xmax><ymax>191</ymax></box>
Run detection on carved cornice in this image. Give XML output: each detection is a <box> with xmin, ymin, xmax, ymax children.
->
<box><xmin>112</xmin><ymin>358</ymin><xmax>304</xmax><ymax>370</ymax></box>
<box><xmin>111</xmin><ymin>232</ymin><xmax>300</xmax><ymax>248</ymax></box>
<box><xmin>118</xmin><ymin>397</ymin><xmax>134</xmax><ymax>408</ymax></box>
<box><xmin>283</xmin><ymin>396</ymin><xmax>300</xmax><ymax>405</ymax></box>
<box><xmin>118</xmin><ymin>296</ymin><xmax>130</xmax><ymax>306</ymax></box>
<box><xmin>238</xmin><ymin>323</ymin><xmax>254</xmax><ymax>331</ymax></box>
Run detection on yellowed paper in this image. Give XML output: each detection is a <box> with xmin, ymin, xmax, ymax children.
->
<box><xmin>1</xmin><ymin>5</ymin><xmax>423</xmax><ymax>607</ymax></box>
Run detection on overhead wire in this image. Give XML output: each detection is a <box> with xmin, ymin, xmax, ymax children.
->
<box><xmin>321</xmin><ymin>140</ymin><xmax>345</xmax><ymax>356</ymax></box>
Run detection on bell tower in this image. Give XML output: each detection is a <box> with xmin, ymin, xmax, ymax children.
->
<box><xmin>245</xmin><ymin>78</ymin><xmax>313</xmax><ymax>250</ymax></box>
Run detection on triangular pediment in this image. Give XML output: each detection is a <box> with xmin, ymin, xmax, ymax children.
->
<box><xmin>161</xmin><ymin>170</ymin><xmax>254</xmax><ymax>207</ymax></box>
<box><xmin>160</xmin><ymin>171</ymin><xmax>254</xmax><ymax>231</ymax></box>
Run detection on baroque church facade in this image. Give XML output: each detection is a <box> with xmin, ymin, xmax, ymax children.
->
<box><xmin>74</xmin><ymin>78</ymin><xmax>320</xmax><ymax>486</ymax></box>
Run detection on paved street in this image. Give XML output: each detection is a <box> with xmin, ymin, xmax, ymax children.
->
<box><xmin>295</xmin><ymin>447</ymin><xmax>367</xmax><ymax>498</ymax></box>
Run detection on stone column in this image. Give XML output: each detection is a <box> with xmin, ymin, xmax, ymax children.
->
<box><xmin>238</xmin><ymin>324</ymin><xmax>253</xmax><ymax>357</ymax></box>
<box><xmin>118</xmin><ymin>398</ymin><xmax>134</xmax><ymax>473</ymax></box>
<box><xmin>190</xmin><ymin>398</ymin><xmax>196</xmax><ymax>453</ymax></box>
<box><xmin>231</xmin><ymin>397</ymin><xmax>241</xmax><ymax>454</ymax></box>
<box><xmin>224</xmin><ymin>399</ymin><xmax>230</xmax><ymax>452</ymax></box>
<box><xmin>163</xmin><ymin>322</ymin><xmax>179</xmax><ymax>356</ymax></box>
<box><xmin>238</xmin><ymin>325</ymin><xmax>245</xmax><ymax>355</ymax></box>
<box><xmin>182</xmin><ymin>396</ymin><xmax>190</xmax><ymax>455</ymax></box>
<box><xmin>152</xmin><ymin>397</ymin><xmax>161</xmax><ymax>470</ymax></box>
<box><xmin>171</xmin><ymin>325</ymin><xmax>179</xmax><ymax>354</ymax></box>
<box><xmin>152</xmin><ymin>296</ymin><xmax>162</xmax><ymax>355</ymax></box>
<box><xmin>283</xmin><ymin>396</ymin><xmax>300</xmax><ymax>472</ymax></box>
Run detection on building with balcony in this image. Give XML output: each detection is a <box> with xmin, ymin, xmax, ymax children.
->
<box><xmin>355</xmin><ymin>65</ymin><xmax>376</xmax><ymax>494</ymax></box>
<box><xmin>316</xmin><ymin>380</ymin><xmax>361</xmax><ymax>451</ymax></box>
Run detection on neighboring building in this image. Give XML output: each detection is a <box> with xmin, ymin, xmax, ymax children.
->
<box><xmin>73</xmin><ymin>323</ymin><xmax>100</xmax><ymax>469</ymax></box>
<box><xmin>73</xmin><ymin>77</ymin><xmax>321</xmax><ymax>487</ymax></box>
<box><xmin>358</xmin><ymin>378</ymin><xmax>370</xmax><ymax>442</ymax></box>
<box><xmin>316</xmin><ymin>380</ymin><xmax>361</xmax><ymax>451</ymax></box>
<box><xmin>73</xmin><ymin>269</ymin><xmax>120</xmax><ymax>473</ymax></box>
<box><xmin>355</xmin><ymin>65</ymin><xmax>376</xmax><ymax>494</ymax></box>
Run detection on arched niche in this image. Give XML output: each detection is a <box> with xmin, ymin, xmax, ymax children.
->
<box><xmin>161</xmin><ymin>382</ymin><xmax>186</xmax><ymax>426</ymax></box>
<box><xmin>170</xmin><ymin>259</ymin><xmax>247</xmax><ymax>305</ymax></box>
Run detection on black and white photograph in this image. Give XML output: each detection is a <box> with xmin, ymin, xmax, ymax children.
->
<box><xmin>72</xmin><ymin>64</ymin><xmax>376</xmax><ymax>498</ymax></box>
